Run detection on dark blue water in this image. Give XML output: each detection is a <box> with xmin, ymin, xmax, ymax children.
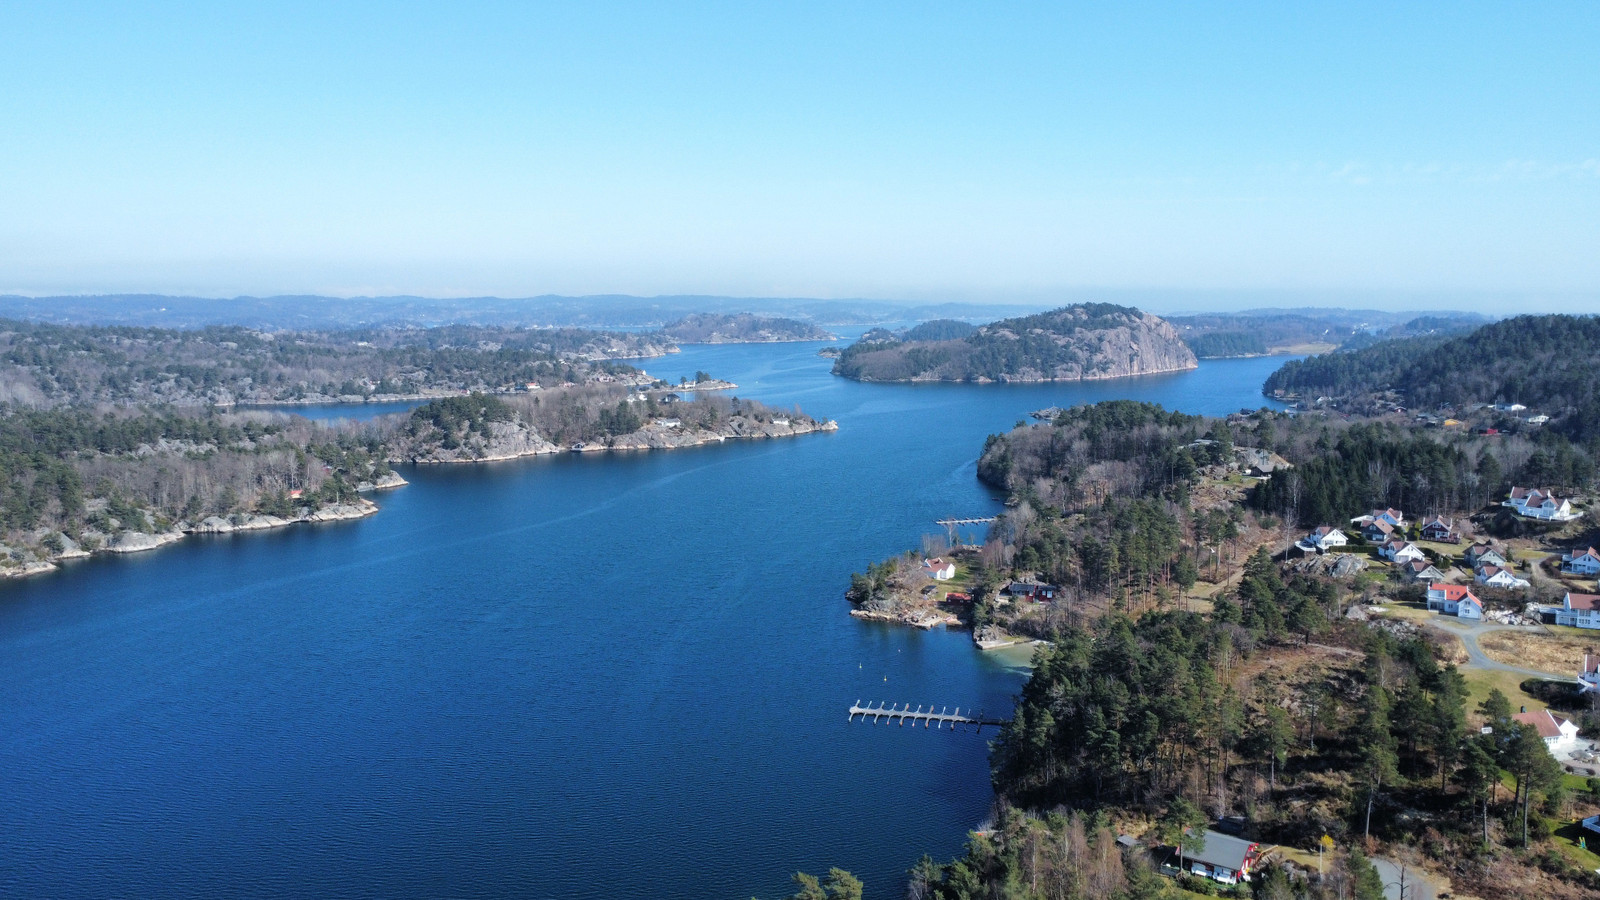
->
<box><xmin>0</xmin><ymin>347</ymin><xmax>1290</xmax><ymax>899</ymax></box>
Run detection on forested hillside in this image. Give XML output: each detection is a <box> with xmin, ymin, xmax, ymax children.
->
<box><xmin>0</xmin><ymin>320</ymin><xmax>667</xmax><ymax>408</ymax></box>
<box><xmin>1265</xmin><ymin>315</ymin><xmax>1600</xmax><ymax>443</ymax></box>
<box><xmin>843</xmin><ymin>395</ymin><xmax>1600</xmax><ymax>899</ymax></box>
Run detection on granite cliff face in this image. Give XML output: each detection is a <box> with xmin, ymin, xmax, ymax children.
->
<box><xmin>832</xmin><ymin>304</ymin><xmax>1197</xmax><ymax>383</ymax></box>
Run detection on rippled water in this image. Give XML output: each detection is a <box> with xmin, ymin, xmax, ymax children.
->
<box><xmin>0</xmin><ymin>344</ymin><xmax>1291</xmax><ymax>899</ymax></box>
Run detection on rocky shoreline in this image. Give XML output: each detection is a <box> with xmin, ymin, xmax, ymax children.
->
<box><xmin>0</xmin><ymin>475</ymin><xmax>408</xmax><ymax>581</ymax></box>
<box><xmin>393</xmin><ymin>416</ymin><xmax>838</xmax><ymax>464</ymax></box>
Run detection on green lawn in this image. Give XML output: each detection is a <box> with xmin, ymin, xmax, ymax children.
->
<box><xmin>1462</xmin><ymin>667</ymin><xmax>1544</xmax><ymax>715</ymax></box>
<box><xmin>1552</xmin><ymin>822</ymin><xmax>1600</xmax><ymax>872</ymax></box>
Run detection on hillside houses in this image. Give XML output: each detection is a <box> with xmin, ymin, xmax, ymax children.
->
<box><xmin>1561</xmin><ymin>547</ymin><xmax>1600</xmax><ymax>576</ymax></box>
<box><xmin>1377</xmin><ymin>539</ymin><xmax>1425</xmax><ymax>564</ymax></box>
<box><xmin>1555</xmin><ymin>591</ymin><xmax>1600</xmax><ymax>629</ymax></box>
<box><xmin>1505</xmin><ymin>487</ymin><xmax>1580</xmax><ymax>522</ymax></box>
<box><xmin>1420</xmin><ymin>515</ymin><xmax>1463</xmax><ymax>543</ymax></box>
<box><xmin>1427</xmin><ymin>583</ymin><xmax>1482</xmax><ymax>619</ymax></box>
<box><xmin>1401</xmin><ymin>559</ymin><xmax>1445</xmax><ymax>583</ymax></box>
<box><xmin>1464</xmin><ymin>542</ymin><xmax>1507</xmax><ymax>569</ymax></box>
<box><xmin>1296</xmin><ymin>526</ymin><xmax>1349</xmax><ymax>554</ymax></box>
<box><xmin>1474</xmin><ymin>564</ymin><xmax>1529</xmax><ymax>590</ymax></box>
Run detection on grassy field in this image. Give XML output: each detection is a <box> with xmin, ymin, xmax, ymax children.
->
<box><xmin>1462</xmin><ymin>666</ymin><xmax>1544</xmax><ymax>716</ymax></box>
<box><xmin>1479</xmin><ymin>629</ymin><xmax>1595</xmax><ymax>675</ymax></box>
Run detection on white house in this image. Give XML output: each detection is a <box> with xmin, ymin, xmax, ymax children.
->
<box><xmin>1297</xmin><ymin>526</ymin><xmax>1349</xmax><ymax>554</ymax></box>
<box><xmin>1427</xmin><ymin>583</ymin><xmax>1483</xmax><ymax>619</ymax></box>
<box><xmin>1351</xmin><ymin>507</ymin><xmax>1406</xmax><ymax>528</ymax></box>
<box><xmin>1580</xmin><ymin>654</ymin><xmax>1600</xmax><ymax>694</ymax></box>
<box><xmin>1497</xmin><ymin>403</ymin><xmax>1527</xmax><ymax>412</ymax></box>
<box><xmin>1561</xmin><ymin>547</ymin><xmax>1600</xmax><ymax>576</ymax></box>
<box><xmin>1555</xmin><ymin>591</ymin><xmax>1600</xmax><ymax>629</ymax></box>
<box><xmin>1402</xmin><ymin>559</ymin><xmax>1446</xmax><ymax>583</ymax></box>
<box><xmin>1474</xmin><ymin>565</ymin><xmax>1529</xmax><ymax>590</ymax></box>
<box><xmin>922</xmin><ymin>558</ymin><xmax>956</xmax><ymax>580</ymax></box>
<box><xmin>1378</xmin><ymin>539</ymin><xmax>1425</xmax><ymax>564</ymax></box>
<box><xmin>1512</xmin><ymin>709</ymin><xmax>1581</xmax><ymax>757</ymax></box>
<box><xmin>1505</xmin><ymin>487</ymin><xmax>1580</xmax><ymax>522</ymax></box>
<box><xmin>1527</xmin><ymin>414</ymin><xmax>1550</xmax><ymax>426</ymax></box>
<box><xmin>1464</xmin><ymin>542</ymin><xmax>1507</xmax><ymax>569</ymax></box>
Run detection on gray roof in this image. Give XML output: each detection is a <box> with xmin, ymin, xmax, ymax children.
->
<box><xmin>1185</xmin><ymin>830</ymin><xmax>1256</xmax><ymax>871</ymax></box>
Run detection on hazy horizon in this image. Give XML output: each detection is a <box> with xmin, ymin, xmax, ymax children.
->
<box><xmin>3</xmin><ymin>5</ymin><xmax>1596</xmax><ymax>305</ymax></box>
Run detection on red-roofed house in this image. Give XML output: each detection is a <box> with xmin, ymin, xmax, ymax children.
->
<box><xmin>1561</xmin><ymin>547</ymin><xmax>1600</xmax><ymax>576</ymax></box>
<box><xmin>922</xmin><ymin>558</ymin><xmax>956</xmax><ymax>580</ymax></box>
<box><xmin>1426</xmin><ymin>583</ymin><xmax>1483</xmax><ymax>619</ymax></box>
<box><xmin>1556</xmin><ymin>592</ymin><xmax>1600</xmax><ymax>630</ymax></box>
<box><xmin>1512</xmin><ymin>709</ymin><xmax>1581</xmax><ymax>756</ymax></box>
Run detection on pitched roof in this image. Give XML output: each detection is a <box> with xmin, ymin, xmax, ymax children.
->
<box><xmin>1183</xmin><ymin>830</ymin><xmax>1258</xmax><ymax>872</ymax></box>
<box><xmin>1567</xmin><ymin>547</ymin><xmax>1600</xmax><ymax>563</ymax></box>
<box><xmin>1430</xmin><ymin>583</ymin><xmax>1480</xmax><ymax>605</ymax></box>
<box><xmin>1566</xmin><ymin>592</ymin><xmax>1600</xmax><ymax>612</ymax></box>
<box><xmin>1423</xmin><ymin>515</ymin><xmax>1453</xmax><ymax>528</ymax></box>
<box><xmin>1513</xmin><ymin>709</ymin><xmax>1573</xmax><ymax>740</ymax></box>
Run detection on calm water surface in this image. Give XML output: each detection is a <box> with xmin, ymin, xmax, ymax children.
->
<box><xmin>0</xmin><ymin>345</ymin><xmax>1290</xmax><ymax>899</ymax></box>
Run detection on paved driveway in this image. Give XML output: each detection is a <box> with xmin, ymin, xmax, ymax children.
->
<box><xmin>1425</xmin><ymin>618</ymin><xmax>1568</xmax><ymax>681</ymax></box>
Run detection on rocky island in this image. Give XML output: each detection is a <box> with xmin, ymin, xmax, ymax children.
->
<box><xmin>830</xmin><ymin>303</ymin><xmax>1197</xmax><ymax>383</ymax></box>
<box><xmin>387</xmin><ymin>389</ymin><xmax>834</xmax><ymax>464</ymax></box>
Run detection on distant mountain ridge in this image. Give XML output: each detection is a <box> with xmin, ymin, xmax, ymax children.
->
<box><xmin>831</xmin><ymin>304</ymin><xmax>1197</xmax><ymax>383</ymax></box>
<box><xmin>0</xmin><ymin>293</ymin><xmax>1053</xmax><ymax>330</ymax></box>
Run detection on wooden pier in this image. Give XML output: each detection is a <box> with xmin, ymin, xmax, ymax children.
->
<box><xmin>935</xmin><ymin>516</ymin><xmax>998</xmax><ymax>545</ymax></box>
<box><xmin>848</xmin><ymin>701</ymin><xmax>1008</xmax><ymax>732</ymax></box>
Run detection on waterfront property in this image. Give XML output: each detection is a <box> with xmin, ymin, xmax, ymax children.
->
<box><xmin>1555</xmin><ymin>591</ymin><xmax>1600</xmax><ymax>629</ymax></box>
<box><xmin>923</xmin><ymin>558</ymin><xmax>956</xmax><ymax>580</ymax></box>
<box><xmin>1427</xmin><ymin>583</ymin><xmax>1483</xmax><ymax>619</ymax></box>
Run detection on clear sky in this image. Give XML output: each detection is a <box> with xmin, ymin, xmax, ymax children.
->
<box><xmin>1</xmin><ymin>3</ymin><xmax>1596</xmax><ymax>309</ymax></box>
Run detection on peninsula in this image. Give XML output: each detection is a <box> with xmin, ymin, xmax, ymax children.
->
<box><xmin>0</xmin><ymin>321</ymin><xmax>834</xmax><ymax>578</ymax></box>
<box><xmin>659</xmin><ymin>313</ymin><xmax>836</xmax><ymax>343</ymax></box>
<box><xmin>830</xmin><ymin>303</ymin><xmax>1196</xmax><ymax>382</ymax></box>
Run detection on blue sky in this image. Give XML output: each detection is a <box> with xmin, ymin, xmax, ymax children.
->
<box><xmin>1</xmin><ymin>3</ymin><xmax>1596</xmax><ymax>309</ymax></box>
